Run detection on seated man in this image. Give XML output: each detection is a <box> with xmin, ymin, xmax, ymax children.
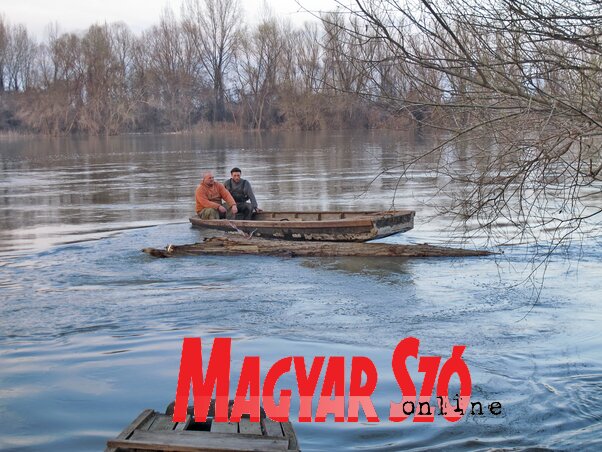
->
<box><xmin>195</xmin><ymin>171</ymin><xmax>238</xmax><ymax>219</ymax></box>
<box><xmin>224</xmin><ymin>167</ymin><xmax>262</xmax><ymax>220</ymax></box>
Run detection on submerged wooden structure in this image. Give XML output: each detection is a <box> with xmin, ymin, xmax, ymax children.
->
<box><xmin>189</xmin><ymin>210</ymin><xmax>415</xmax><ymax>242</ymax></box>
<box><xmin>106</xmin><ymin>401</ymin><xmax>299</xmax><ymax>452</ymax></box>
<box><xmin>143</xmin><ymin>235</ymin><xmax>494</xmax><ymax>258</ymax></box>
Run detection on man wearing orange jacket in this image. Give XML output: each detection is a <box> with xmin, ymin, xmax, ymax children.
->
<box><xmin>195</xmin><ymin>171</ymin><xmax>238</xmax><ymax>219</ymax></box>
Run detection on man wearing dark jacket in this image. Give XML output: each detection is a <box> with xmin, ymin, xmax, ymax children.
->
<box><xmin>224</xmin><ymin>167</ymin><xmax>262</xmax><ymax>220</ymax></box>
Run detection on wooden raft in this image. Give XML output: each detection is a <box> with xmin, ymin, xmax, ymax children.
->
<box><xmin>106</xmin><ymin>401</ymin><xmax>299</xmax><ymax>452</ymax></box>
<box><xmin>142</xmin><ymin>235</ymin><xmax>494</xmax><ymax>258</ymax></box>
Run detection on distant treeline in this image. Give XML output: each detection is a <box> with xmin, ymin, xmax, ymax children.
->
<box><xmin>0</xmin><ymin>0</ymin><xmax>420</xmax><ymax>135</ymax></box>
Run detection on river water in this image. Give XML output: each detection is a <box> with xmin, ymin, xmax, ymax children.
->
<box><xmin>0</xmin><ymin>132</ymin><xmax>601</xmax><ymax>451</ymax></box>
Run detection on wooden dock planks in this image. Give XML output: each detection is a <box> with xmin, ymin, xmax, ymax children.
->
<box><xmin>209</xmin><ymin>420</ymin><xmax>238</xmax><ymax>434</ymax></box>
<box><xmin>262</xmin><ymin>418</ymin><xmax>284</xmax><ymax>437</ymax></box>
<box><xmin>108</xmin><ymin>430</ymin><xmax>290</xmax><ymax>451</ymax></box>
<box><xmin>239</xmin><ymin>417</ymin><xmax>263</xmax><ymax>436</ymax></box>
<box><xmin>106</xmin><ymin>405</ymin><xmax>299</xmax><ymax>452</ymax></box>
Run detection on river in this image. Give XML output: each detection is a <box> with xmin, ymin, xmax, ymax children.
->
<box><xmin>1</xmin><ymin>131</ymin><xmax>601</xmax><ymax>451</ymax></box>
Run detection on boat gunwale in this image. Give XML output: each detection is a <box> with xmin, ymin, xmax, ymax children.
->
<box><xmin>191</xmin><ymin>217</ymin><xmax>374</xmax><ymax>229</ymax></box>
<box><xmin>189</xmin><ymin>210</ymin><xmax>414</xmax><ymax>230</ymax></box>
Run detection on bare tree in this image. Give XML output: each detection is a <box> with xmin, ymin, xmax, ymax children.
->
<box><xmin>16</xmin><ymin>28</ymin><xmax>83</xmax><ymax>134</ymax></box>
<box><xmin>235</xmin><ymin>17</ymin><xmax>285</xmax><ymax>129</ymax></box>
<box><xmin>145</xmin><ymin>7</ymin><xmax>198</xmax><ymax>131</ymax></box>
<box><xmin>296</xmin><ymin>22</ymin><xmax>324</xmax><ymax>94</ymax></box>
<box><xmin>0</xmin><ymin>15</ymin><xmax>8</xmax><ymax>91</ymax></box>
<box><xmin>275</xmin><ymin>22</ymin><xmax>325</xmax><ymax>130</ymax></box>
<box><xmin>324</xmin><ymin>0</ymin><xmax>602</xmax><ymax>247</ymax></box>
<box><xmin>4</xmin><ymin>24</ymin><xmax>37</xmax><ymax>91</ymax></box>
<box><xmin>182</xmin><ymin>0</ymin><xmax>241</xmax><ymax>122</ymax></box>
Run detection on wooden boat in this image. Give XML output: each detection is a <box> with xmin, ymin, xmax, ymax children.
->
<box><xmin>189</xmin><ymin>210</ymin><xmax>415</xmax><ymax>242</ymax></box>
<box><xmin>106</xmin><ymin>401</ymin><xmax>299</xmax><ymax>451</ymax></box>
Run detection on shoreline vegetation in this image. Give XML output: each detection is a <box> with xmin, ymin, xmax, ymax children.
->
<box><xmin>0</xmin><ymin>1</ymin><xmax>423</xmax><ymax>137</ymax></box>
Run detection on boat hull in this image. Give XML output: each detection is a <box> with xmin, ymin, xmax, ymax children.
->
<box><xmin>189</xmin><ymin>210</ymin><xmax>414</xmax><ymax>241</ymax></box>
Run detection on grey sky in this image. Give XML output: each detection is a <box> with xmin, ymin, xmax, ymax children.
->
<box><xmin>0</xmin><ymin>0</ymin><xmax>337</xmax><ymax>39</ymax></box>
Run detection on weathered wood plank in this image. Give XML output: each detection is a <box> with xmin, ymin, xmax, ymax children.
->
<box><xmin>280</xmin><ymin>422</ymin><xmax>299</xmax><ymax>451</ymax></box>
<box><xmin>150</xmin><ymin>414</ymin><xmax>177</xmax><ymax>431</ymax></box>
<box><xmin>262</xmin><ymin>418</ymin><xmax>284</xmax><ymax>437</ymax></box>
<box><xmin>107</xmin><ymin>430</ymin><xmax>289</xmax><ymax>451</ymax></box>
<box><xmin>143</xmin><ymin>235</ymin><xmax>495</xmax><ymax>259</ymax></box>
<box><xmin>239</xmin><ymin>417</ymin><xmax>262</xmax><ymax>435</ymax></box>
<box><xmin>209</xmin><ymin>420</ymin><xmax>238</xmax><ymax>434</ymax></box>
<box><xmin>174</xmin><ymin>415</ymin><xmax>191</xmax><ymax>431</ymax></box>
<box><xmin>139</xmin><ymin>413</ymin><xmax>160</xmax><ymax>431</ymax></box>
<box><xmin>105</xmin><ymin>409</ymin><xmax>155</xmax><ymax>452</ymax></box>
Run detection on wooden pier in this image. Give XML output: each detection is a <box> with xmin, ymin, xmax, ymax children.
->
<box><xmin>106</xmin><ymin>401</ymin><xmax>299</xmax><ymax>451</ymax></box>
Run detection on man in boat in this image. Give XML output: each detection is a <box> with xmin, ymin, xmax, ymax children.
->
<box><xmin>195</xmin><ymin>171</ymin><xmax>238</xmax><ymax>219</ymax></box>
<box><xmin>224</xmin><ymin>167</ymin><xmax>262</xmax><ymax>220</ymax></box>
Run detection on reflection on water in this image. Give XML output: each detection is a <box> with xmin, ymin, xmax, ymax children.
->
<box><xmin>0</xmin><ymin>131</ymin><xmax>447</xmax><ymax>255</ymax></box>
<box><xmin>0</xmin><ymin>132</ymin><xmax>601</xmax><ymax>451</ymax></box>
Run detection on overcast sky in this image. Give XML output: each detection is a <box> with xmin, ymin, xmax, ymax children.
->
<box><xmin>0</xmin><ymin>0</ymin><xmax>339</xmax><ymax>40</ymax></box>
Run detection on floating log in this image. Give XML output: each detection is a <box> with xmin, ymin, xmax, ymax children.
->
<box><xmin>142</xmin><ymin>235</ymin><xmax>494</xmax><ymax>258</ymax></box>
